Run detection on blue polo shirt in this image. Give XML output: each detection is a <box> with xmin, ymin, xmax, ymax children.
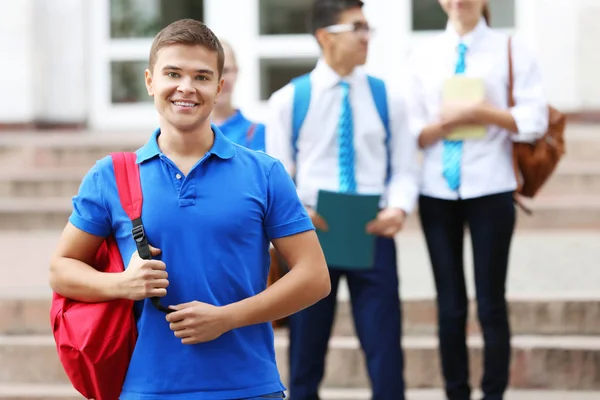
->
<box><xmin>69</xmin><ymin>125</ymin><xmax>313</xmax><ymax>399</ymax></box>
<box><xmin>216</xmin><ymin>110</ymin><xmax>265</xmax><ymax>151</ymax></box>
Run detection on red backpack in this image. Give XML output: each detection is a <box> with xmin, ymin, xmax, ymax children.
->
<box><xmin>50</xmin><ymin>152</ymin><xmax>169</xmax><ymax>400</ymax></box>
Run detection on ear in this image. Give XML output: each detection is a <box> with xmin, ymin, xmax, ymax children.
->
<box><xmin>214</xmin><ymin>77</ymin><xmax>225</xmax><ymax>103</ymax></box>
<box><xmin>314</xmin><ymin>28</ymin><xmax>329</xmax><ymax>48</ymax></box>
<box><xmin>145</xmin><ymin>69</ymin><xmax>154</xmax><ymax>97</ymax></box>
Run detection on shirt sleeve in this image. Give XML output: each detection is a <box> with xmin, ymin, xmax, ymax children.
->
<box><xmin>68</xmin><ymin>161</ymin><xmax>112</xmax><ymax>238</ymax></box>
<box><xmin>508</xmin><ymin>35</ymin><xmax>550</xmax><ymax>143</ymax></box>
<box><xmin>265</xmin><ymin>84</ymin><xmax>296</xmax><ymax>176</ymax></box>
<box><xmin>385</xmin><ymin>88</ymin><xmax>421</xmax><ymax>215</ymax></box>
<box><xmin>405</xmin><ymin>51</ymin><xmax>430</xmax><ymax>139</ymax></box>
<box><xmin>263</xmin><ymin>159</ymin><xmax>314</xmax><ymax>240</ymax></box>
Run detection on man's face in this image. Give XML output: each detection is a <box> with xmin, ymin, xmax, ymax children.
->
<box><xmin>326</xmin><ymin>7</ymin><xmax>371</xmax><ymax>68</ymax></box>
<box><xmin>216</xmin><ymin>44</ymin><xmax>238</xmax><ymax>107</ymax></box>
<box><xmin>145</xmin><ymin>44</ymin><xmax>223</xmax><ymax>132</ymax></box>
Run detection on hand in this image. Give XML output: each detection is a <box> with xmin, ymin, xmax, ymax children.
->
<box><xmin>366</xmin><ymin>208</ymin><xmax>406</xmax><ymax>238</ymax></box>
<box><xmin>306</xmin><ymin>206</ymin><xmax>329</xmax><ymax>232</ymax></box>
<box><xmin>439</xmin><ymin>100</ymin><xmax>483</xmax><ymax>127</ymax></box>
<box><xmin>166</xmin><ymin>301</ymin><xmax>233</xmax><ymax>344</ymax></box>
<box><xmin>120</xmin><ymin>245</ymin><xmax>169</xmax><ymax>301</ymax></box>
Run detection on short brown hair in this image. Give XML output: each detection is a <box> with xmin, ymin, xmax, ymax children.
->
<box><xmin>148</xmin><ymin>19</ymin><xmax>224</xmax><ymax>77</ymax></box>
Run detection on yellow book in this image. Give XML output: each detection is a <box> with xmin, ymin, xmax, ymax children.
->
<box><xmin>442</xmin><ymin>76</ymin><xmax>486</xmax><ymax>141</ymax></box>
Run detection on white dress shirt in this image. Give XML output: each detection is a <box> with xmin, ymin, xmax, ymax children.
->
<box><xmin>406</xmin><ymin>18</ymin><xmax>549</xmax><ymax>201</ymax></box>
<box><xmin>266</xmin><ymin>59</ymin><xmax>420</xmax><ymax>213</ymax></box>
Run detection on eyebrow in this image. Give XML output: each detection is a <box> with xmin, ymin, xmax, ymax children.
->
<box><xmin>162</xmin><ymin>65</ymin><xmax>214</xmax><ymax>76</ymax></box>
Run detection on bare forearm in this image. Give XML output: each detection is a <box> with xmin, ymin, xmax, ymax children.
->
<box><xmin>49</xmin><ymin>257</ymin><xmax>126</xmax><ymax>302</ymax></box>
<box><xmin>418</xmin><ymin>121</ymin><xmax>453</xmax><ymax>148</ymax></box>
<box><xmin>225</xmin><ymin>262</ymin><xmax>330</xmax><ymax>329</ymax></box>
<box><xmin>474</xmin><ymin>104</ymin><xmax>518</xmax><ymax>133</ymax></box>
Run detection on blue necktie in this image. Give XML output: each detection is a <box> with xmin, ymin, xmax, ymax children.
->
<box><xmin>442</xmin><ymin>42</ymin><xmax>468</xmax><ymax>191</ymax></box>
<box><xmin>338</xmin><ymin>81</ymin><xmax>357</xmax><ymax>193</ymax></box>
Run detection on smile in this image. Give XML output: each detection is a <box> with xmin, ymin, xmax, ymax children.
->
<box><xmin>172</xmin><ymin>101</ymin><xmax>198</xmax><ymax>108</ymax></box>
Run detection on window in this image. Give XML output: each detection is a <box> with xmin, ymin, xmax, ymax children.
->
<box><xmin>111</xmin><ymin>61</ymin><xmax>151</xmax><ymax>104</ymax></box>
<box><xmin>259</xmin><ymin>0</ymin><xmax>312</xmax><ymax>35</ymax></box>
<box><xmin>259</xmin><ymin>58</ymin><xmax>317</xmax><ymax>100</ymax></box>
<box><xmin>110</xmin><ymin>0</ymin><xmax>204</xmax><ymax>38</ymax></box>
<box><xmin>411</xmin><ymin>0</ymin><xmax>514</xmax><ymax>31</ymax></box>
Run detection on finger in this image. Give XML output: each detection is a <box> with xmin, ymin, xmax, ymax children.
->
<box><xmin>148</xmin><ymin>288</ymin><xmax>167</xmax><ymax>298</ymax></box>
<box><xmin>181</xmin><ymin>337</ymin><xmax>200</xmax><ymax>345</ymax></box>
<box><xmin>147</xmin><ymin>260</ymin><xmax>167</xmax><ymax>271</ymax></box>
<box><xmin>148</xmin><ymin>245</ymin><xmax>162</xmax><ymax>256</ymax></box>
<box><xmin>169</xmin><ymin>320</ymin><xmax>188</xmax><ymax>331</ymax></box>
<box><xmin>173</xmin><ymin>328</ymin><xmax>193</xmax><ymax>338</ymax></box>
<box><xmin>150</xmin><ymin>278</ymin><xmax>169</xmax><ymax>289</ymax></box>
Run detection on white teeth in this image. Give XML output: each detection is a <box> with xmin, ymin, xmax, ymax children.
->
<box><xmin>173</xmin><ymin>101</ymin><xmax>196</xmax><ymax>107</ymax></box>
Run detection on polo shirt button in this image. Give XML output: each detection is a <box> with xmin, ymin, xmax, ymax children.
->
<box><xmin>176</xmin><ymin>173</ymin><xmax>182</xmax><ymax>180</ymax></box>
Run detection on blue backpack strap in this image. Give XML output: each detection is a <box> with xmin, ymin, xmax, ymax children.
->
<box><xmin>367</xmin><ymin>75</ymin><xmax>392</xmax><ymax>182</ymax></box>
<box><xmin>290</xmin><ymin>73</ymin><xmax>312</xmax><ymax>164</ymax></box>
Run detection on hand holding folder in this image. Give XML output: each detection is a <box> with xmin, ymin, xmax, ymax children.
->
<box><xmin>315</xmin><ymin>190</ymin><xmax>381</xmax><ymax>270</ymax></box>
<box><xmin>442</xmin><ymin>76</ymin><xmax>487</xmax><ymax>141</ymax></box>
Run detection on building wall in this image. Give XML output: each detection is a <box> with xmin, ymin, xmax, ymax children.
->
<box><xmin>0</xmin><ymin>0</ymin><xmax>597</xmax><ymax>130</ymax></box>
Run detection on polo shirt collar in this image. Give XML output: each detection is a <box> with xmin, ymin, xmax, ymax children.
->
<box><xmin>136</xmin><ymin>124</ymin><xmax>236</xmax><ymax>164</ymax></box>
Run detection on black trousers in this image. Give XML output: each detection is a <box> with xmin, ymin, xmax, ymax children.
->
<box><xmin>418</xmin><ymin>191</ymin><xmax>515</xmax><ymax>400</ymax></box>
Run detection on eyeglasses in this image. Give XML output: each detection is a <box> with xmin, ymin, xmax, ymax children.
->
<box><xmin>324</xmin><ymin>22</ymin><xmax>375</xmax><ymax>36</ymax></box>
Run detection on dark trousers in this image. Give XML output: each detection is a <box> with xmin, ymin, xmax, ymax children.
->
<box><xmin>287</xmin><ymin>236</ymin><xmax>404</xmax><ymax>400</ymax></box>
<box><xmin>418</xmin><ymin>192</ymin><xmax>515</xmax><ymax>400</ymax></box>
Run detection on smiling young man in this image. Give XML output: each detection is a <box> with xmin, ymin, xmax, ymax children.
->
<box><xmin>49</xmin><ymin>19</ymin><xmax>330</xmax><ymax>400</ymax></box>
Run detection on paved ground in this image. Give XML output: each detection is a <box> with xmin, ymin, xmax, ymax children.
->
<box><xmin>4</xmin><ymin>229</ymin><xmax>600</xmax><ymax>300</ymax></box>
<box><xmin>320</xmin><ymin>388</ymin><xmax>600</xmax><ymax>399</ymax></box>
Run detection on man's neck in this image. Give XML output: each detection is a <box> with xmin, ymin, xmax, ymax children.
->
<box><xmin>157</xmin><ymin>119</ymin><xmax>214</xmax><ymax>163</ymax></box>
<box><xmin>211</xmin><ymin>104</ymin><xmax>237</xmax><ymax>125</ymax></box>
<box><xmin>323</xmin><ymin>54</ymin><xmax>355</xmax><ymax>77</ymax></box>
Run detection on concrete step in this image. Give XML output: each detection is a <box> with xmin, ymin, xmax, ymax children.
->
<box><xmin>2</xmin><ymin>195</ymin><xmax>600</xmax><ymax>231</ymax></box>
<box><xmin>1</xmin><ymin>386</ymin><xmax>597</xmax><ymax>400</ymax></box>
<box><xmin>0</xmin><ymin>170</ymin><xmax>85</xmax><ymax>199</ymax></box>
<box><xmin>540</xmin><ymin>162</ymin><xmax>600</xmax><ymax>196</ymax></box>
<box><xmin>320</xmin><ymin>388</ymin><xmax>600</xmax><ymax>400</ymax></box>
<box><xmin>2</xmin><ymin>160</ymin><xmax>600</xmax><ymax>199</ymax></box>
<box><xmin>2</xmin><ymin>334</ymin><xmax>599</xmax><ymax>390</ymax></box>
<box><xmin>0</xmin><ymin>384</ymin><xmax>80</xmax><ymax>400</ymax></box>
<box><xmin>0</xmin><ymin>133</ymin><xmax>146</xmax><ymax>170</ymax></box>
<box><xmin>4</xmin><ymin>297</ymin><xmax>600</xmax><ymax>337</ymax></box>
<box><xmin>0</xmin><ymin>124</ymin><xmax>597</xmax><ymax>170</ymax></box>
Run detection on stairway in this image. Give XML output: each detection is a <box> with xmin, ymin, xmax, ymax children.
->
<box><xmin>0</xmin><ymin>125</ymin><xmax>599</xmax><ymax>399</ymax></box>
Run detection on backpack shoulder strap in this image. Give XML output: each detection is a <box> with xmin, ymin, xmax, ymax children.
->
<box><xmin>111</xmin><ymin>152</ymin><xmax>151</xmax><ymax>260</ymax></box>
<box><xmin>367</xmin><ymin>75</ymin><xmax>392</xmax><ymax>181</ymax></box>
<box><xmin>246</xmin><ymin>123</ymin><xmax>257</xmax><ymax>146</ymax></box>
<box><xmin>291</xmin><ymin>73</ymin><xmax>312</xmax><ymax>163</ymax></box>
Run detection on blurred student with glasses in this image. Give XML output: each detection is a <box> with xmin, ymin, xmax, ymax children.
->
<box><xmin>265</xmin><ymin>1</ymin><xmax>420</xmax><ymax>399</ymax></box>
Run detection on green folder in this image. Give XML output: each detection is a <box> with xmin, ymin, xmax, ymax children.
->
<box><xmin>315</xmin><ymin>190</ymin><xmax>381</xmax><ymax>270</ymax></box>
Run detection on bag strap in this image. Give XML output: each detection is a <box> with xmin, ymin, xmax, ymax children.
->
<box><xmin>366</xmin><ymin>75</ymin><xmax>392</xmax><ymax>183</ymax></box>
<box><xmin>291</xmin><ymin>73</ymin><xmax>312</xmax><ymax>164</ymax></box>
<box><xmin>246</xmin><ymin>123</ymin><xmax>257</xmax><ymax>147</ymax></box>
<box><xmin>506</xmin><ymin>39</ymin><xmax>532</xmax><ymax>215</ymax></box>
<box><xmin>507</xmin><ymin>36</ymin><xmax>516</xmax><ymax>108</ymax></box>
<box><xmin>111</xmin><ymin>151</ymin><xmax>173</xmax><ymax>313</ymax></box>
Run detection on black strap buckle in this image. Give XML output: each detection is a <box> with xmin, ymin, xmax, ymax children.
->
<box><xmin>132</xmin><ymin>224</ymin><xmax>146</xmax><ymax>243</ymax></box>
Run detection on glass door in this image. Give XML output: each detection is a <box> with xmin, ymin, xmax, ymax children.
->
<box><xmin>88</xmin><ymin>0</ymin><xmax>204</xmax><ymax>131</ymax></box>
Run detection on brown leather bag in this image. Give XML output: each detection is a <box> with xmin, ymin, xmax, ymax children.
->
<box><xmin>508</xmin><ymin>37</ymin><xmax>566</xmax><ymax>200</ymax></box>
